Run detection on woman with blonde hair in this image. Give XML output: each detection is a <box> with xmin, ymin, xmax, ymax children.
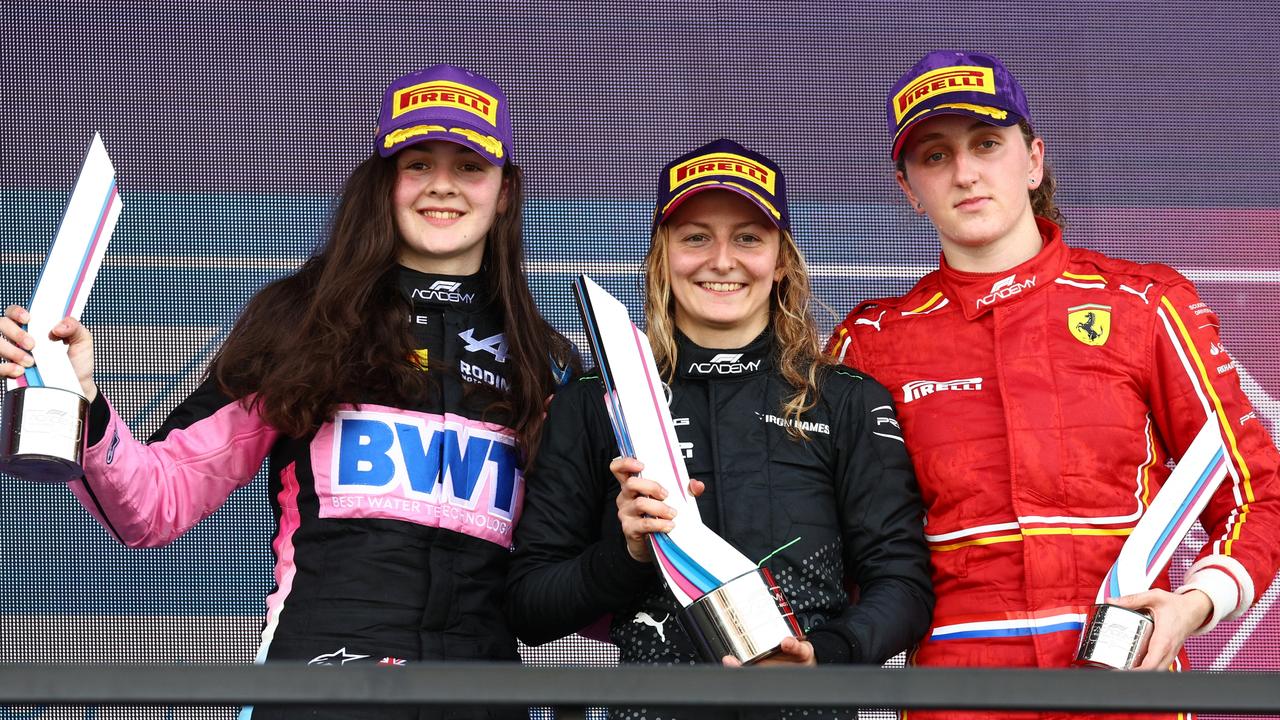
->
<box><xmin>508</xmin><ymin>139</ymin><xmax>932</xmax><ymax>712</ymax></box>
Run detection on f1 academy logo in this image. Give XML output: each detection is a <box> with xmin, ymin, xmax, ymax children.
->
<box><xmin>412</xmin><ymin>280</ymin><xmax>476</xmax><ymax>304</ymax></box>
<box><xmin>902</xmin><ymin>377</ymin><xmax>984</xmax><ymax>403</ymax></box>
<box><xmin>686</xmin><ymin>353</ymin><xmax>762</xmax><ymax>376</ymax></box>
<box><xmin>976</xmin><ymin>274</ymin><xmax>1035</xmax><ymax>309</ymax></box>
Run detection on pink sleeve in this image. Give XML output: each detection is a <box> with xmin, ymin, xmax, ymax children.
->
<box><xmin>69</xmin><ymin>395</ymin><xmax>281</xmax><ymax>547</ymax></box>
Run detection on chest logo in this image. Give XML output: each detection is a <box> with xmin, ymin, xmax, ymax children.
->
<box><xmin>976</xmin><ymin>274</ymin><xmax>1036</xmax><ymax>309</ymax></box>
<box><xmin>1068</xmin><ymin>304</ymin><xmax>1111</xmax><ymax>346</ymax></box>
<box><xmin>459</xmin><ymin>329</ymin><xmax>509</xmax><ymax>362</ymax></box>
<box><xmin>901</xmin><ymin>378</ymin><xmax>983</xmax><ymax>403</ymax></box>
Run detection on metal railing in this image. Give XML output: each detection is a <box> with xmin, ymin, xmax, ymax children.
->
<box><xmin>0</xmin><ymin>664</ymin><xmax>1278</xmax><ymax>714</ymax></box>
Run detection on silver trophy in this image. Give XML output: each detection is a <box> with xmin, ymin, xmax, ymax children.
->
<box><xmin>680</xmin><ymin>567</ymin><xmax>803</xmax><ymax>665</ymax></box>
<box><xmin>0</xmin><ymin>386</ymin><xmax>89</xmax><ymax>483</ymax></box>
<box><xmin>1073</xmin><ymin>604</ymin><xmax>1154</xmax><ymax>670</ymax></box>
<box><xmin>2</xmin><ymin>134</ymin><xmax>119</xmax><ymax>484</ymax></box>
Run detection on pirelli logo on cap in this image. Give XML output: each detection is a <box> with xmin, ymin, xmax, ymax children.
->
<box><xmin>669</xmin><ymin>153</ymin><xmax>776</xmax><ymax>195</ymax></box>
<box><xmin>393</xmin><ymin>80</ymin><xmax>499</xmax><ymax>126</ymax></box>
<box><xmin>894</xmin><ymin>66</ymin><xmax>996</xmax><ymax>123</ymax></box>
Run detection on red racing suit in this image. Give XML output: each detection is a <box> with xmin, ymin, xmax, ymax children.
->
<box><xmin>827</xmin><ymin>218</ymin><xmax>1280</xmax><ymax>720</ymax></box>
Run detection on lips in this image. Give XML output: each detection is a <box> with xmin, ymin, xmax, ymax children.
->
<box><xmin>417</xmin><ymin>208</ymin><xmax>465</xmax><ymax>226</ymax></box>
<box><xmin>954</xmin><ymin>196</ymin><xmax>990</xmax><ymax>211</ymax></box>
<box><xmin>697</xmin><ymin>281</ymin><xmax>746</xmax><ymax>292</ymax></box>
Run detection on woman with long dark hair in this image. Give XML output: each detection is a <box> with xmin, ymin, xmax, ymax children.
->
<box><xmin>1</xmin><ymin>64</ymin><xmax>576</xmax><ymax>719</ymax></box>
<box><xmin>508</xmin><ymin>139</ymin><xmax>932</xmax><ymax>718</ymax></box>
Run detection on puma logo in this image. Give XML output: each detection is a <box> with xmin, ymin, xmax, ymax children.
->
<box><xmin>633</xmin><ymin>611</ymin><xmax>670</xmax><ymax>643</ymax></box>
<box><xmin>854</xmin><ymin>310</ymin><xmax>887</xmax><ymax>332</ymax></box>
<box><xmin>1119</xmin><ymin>283</ymin><xmax>1153</xmax><ymax>304</ymax></box>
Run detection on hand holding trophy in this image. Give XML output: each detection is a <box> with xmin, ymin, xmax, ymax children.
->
<box><xmin>1075</xmin><ymin>420</ymin><xmax>1230</xmax><ymax>669</ymax></box>
<box><xmin>0</xmin><ymin>134</ymin><xmax>117</xmax><ymax>483</ymax></box>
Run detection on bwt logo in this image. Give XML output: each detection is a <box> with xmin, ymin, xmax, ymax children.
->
<box><xmin>975</xmin><ymin>274</ymin><xmax>1035</xmax><ymax>309</ymax></box>
<box><xmin>333</xmin><ymin>414</ymin><xmax>519</xmax><ymax>517</ymax></box>
<box><xmin>902</xmin><ymin>377</ymin><xmax>983</xmax><ymax>403</ymax></box>
<box><xmin>413</xmin><ymin>281</ymin><xmax>476</xmax><ymax>304</ymax></box>
<box><xmin>687</xmin><ymin>353</ymin><xmax>761</xmax><ymax>375</ymax></box>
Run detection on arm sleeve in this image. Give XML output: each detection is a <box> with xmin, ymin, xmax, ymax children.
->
<box><xmin>1147</xmin><ymin>279</ymin><xmax>1280</xmax><ymax>633</ymax></box>
<box><xmin>69</xmin><ymin>378</ymin><xmax>280</xmax><ymax>548</ymax></box>
<box><xmin>806</xmin><ymin>376</ymin><xmax>934</xmax><ymax>664</ymax></box>
<box><xmin>505</xmin><ymin>378</ymin><xmax>656</xmax><ymax>646</ymax></box>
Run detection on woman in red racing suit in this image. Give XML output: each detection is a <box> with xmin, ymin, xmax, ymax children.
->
<box><xmin>827</xmin><ymin>49</ymin><xmax>1280</xmax><ymax>719</ymax></box>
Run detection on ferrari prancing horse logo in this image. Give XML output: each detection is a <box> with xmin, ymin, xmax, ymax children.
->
<box><xmin>1068</xmin><ymin>304</ymin><xmax>1111</xmax><ymax>346</ymax></box>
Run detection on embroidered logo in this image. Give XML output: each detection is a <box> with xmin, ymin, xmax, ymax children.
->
<box><xmin>976</xmin><ymin>274</ymin><xmax>1036</xmax><ymax>309</ymax></box>
<box><xmin>1068</xmin><ymin>304</ymin><xmax>1111</xmax><ymax>346</ymax></box>
<box><xmin>901</xmin><ymin>378</ymin><xmax>983</xmax><ymax>404</ymax></box>
<box><xmin>309</xmin><ymin>648</ymin><xmax>369</xmax><ymax>666</ymax></box>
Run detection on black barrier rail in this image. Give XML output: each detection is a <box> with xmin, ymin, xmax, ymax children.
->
<box><xmin>0</xmin><ymin>665</ymin><xmax>1279</xmax><ymax>714</ymax></box>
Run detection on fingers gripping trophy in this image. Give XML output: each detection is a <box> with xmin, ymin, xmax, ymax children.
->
<box><xmin>1</xmin><ymin>135</ymin><xmax>118</xmax><ymax>482</ymax></box>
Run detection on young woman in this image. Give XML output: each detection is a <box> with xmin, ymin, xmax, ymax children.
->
<box><xmin>828</xmin><ymin>50</ymin><xmax>1280</xmax><ymax>718</ymax></box>
<box><xmin>1</xmin><ymin>64</ymin><xmax>576</xmax><ymax>719</ymax></box>
<box><xmin>508</xmin><ymin>139</ymin><xmax>932</xmax><ymax>711</ymax></box>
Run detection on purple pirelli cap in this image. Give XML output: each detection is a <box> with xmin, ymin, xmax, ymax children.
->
<box><xmin>652</xmin><ymin>138</ymin><xmax>790</xmax><ymax>233</ymax></box>
<box><xmin>888</xmin><ymin>50</ymin><xmax>1031</xmax><ymax>160</ymax></box>
<box><xmin>375</xmin><ymin>64</ymin><xmax>513</xmax><ymax>166</ymax></box>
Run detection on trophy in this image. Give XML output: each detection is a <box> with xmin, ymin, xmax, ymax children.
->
<box><xmin>1074</xmin><ymin>419</ymin><xmax>1229</xmax><ymax>669</ymax></box>
<box><xmin>573</xmin><ymin>275</ymin><xmax>802</xmax><ymax>664</ymax></box>
<box><xmin>1</xmin><ymin>134</ymin><xmax>119</xmax><ymax>483</ymax></box>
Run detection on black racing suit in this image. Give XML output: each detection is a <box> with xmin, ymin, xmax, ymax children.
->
<box><xmin>507</xmin><ymin>331</ymin><xmax>933</xmax><ymax>718</ymax></box>
<box><xmin>71</xmin><ymin>269</ymin><xmax>547</xmax><ymax>720</ymax></box>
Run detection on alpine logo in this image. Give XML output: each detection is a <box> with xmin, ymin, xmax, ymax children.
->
<box><xmin>902</xmin><ymin>377</ymin><xmax>984</xmax><ymax>403</ymax></box>
<box><xmin>413</xmin><ymin>280</ymin><xmax>476</xmax><ymax>304</ymax></box>
<box><xmin>975</xmin><ymin>274</ymin><xmax>1035</xmax><ymax>309</ymax></box>
<box><xmin>687</xmin><ymin>353</ymin><xmax>761</xmax><ymax>375</ymax></box>
<box><xmin>459</xmin><ymin>329</ymin><xmax>509</xmax><ymax>362</ymax></box>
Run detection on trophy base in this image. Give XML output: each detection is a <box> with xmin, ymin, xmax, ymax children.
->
<box><xmin>0</xmin><ymin>385</ymin><xmax>88</xmax><ymax>483</ymax></box>
<box><xmin>679</xmin><ymin>567</ymin><xmax>803</xmax><ymax>665</ymax></box>
<box><xmin>1073</xmin><ymin>603</ymin><xmax>1154</xmax><ymax>670</ymax></box>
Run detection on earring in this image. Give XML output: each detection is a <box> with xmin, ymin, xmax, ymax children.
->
<box><xmin>1028</xmin><ymin>177</ymin><xmax>1037</xmax><ymax>185</ymax></box>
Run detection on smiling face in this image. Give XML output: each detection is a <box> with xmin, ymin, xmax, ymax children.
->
<box><xmin>661</xmin><ymin>189</ymin><xmax>783</xmax><ymax>348</ymax></box>
<box><xmin>392</xmin><ymin>140</ymin><xmax>508</xmax><ymax>275</ymax></box>
<box><xmin>896</xmin><ymin>115</ymin><xmax>1045</xmax><ymax>271</ymax></box>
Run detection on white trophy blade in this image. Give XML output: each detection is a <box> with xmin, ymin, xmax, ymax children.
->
<box><xmin>19</xmin><ymin>133</ymin><xmax>120</xmax><ymax>396</ymax></box>
<box><xmin>1097</xmin><ymin>418</ymin><xmax>1230</xmax><ymax>601</ymax></box>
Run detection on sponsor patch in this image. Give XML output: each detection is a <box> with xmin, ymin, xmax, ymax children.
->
<box><xmin>458</xmin><ymin>329</ymin><xmax>509</xmax><ymax>362</ymax></box>
<box><xmin>757</xmin><ymin>411</ymin><xmax>830</xmax><ymax>436</ymax></box>
<box><xmin>687</xmin><ymin>353</ymin><xmax>763</xmax><ymax>376</ymax></box>
<box><xmin>902</xmin><ymin>377</ymin><xmax>983</xmax><ymax>404</ymax></box>
<box><xmin>313</xmin><ymin>406</ymin><xmax>522</xmax><ymax>548</ymax></box>
<box><xmin>1068</xmin><ymin>304</ymin><xmax>1111</xmax><ymax>346</ymax></box>
<box><xmin>976</xmin><ymin>274</ymin><xmax>1036</xmax><ymax>309</ymax></box>
<box><xmin>309</xmin><ymin>648</ymin><xmax>368</xmax><ymax>666</ymax></box>
<box><xmin>392</xmin><ymin>80</ymin><xmax>499</xmax><ymax>125</ymax></box>
<box><xmin>894</xmin><ymin>65</ymin><xmax>996</xmax><ymax>123</ymax></box>
<box><xmin>669</xmin><ymin>152</ymin><xmax>776</xmax><ymax>194</ymax></box>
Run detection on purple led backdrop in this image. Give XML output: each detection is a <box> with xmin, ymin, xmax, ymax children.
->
<box><xmin>2</xmin><ymin>0</ymin><xmax>1277</xmax><ymax>716</ymax></box>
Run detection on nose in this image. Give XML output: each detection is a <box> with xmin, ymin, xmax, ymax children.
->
<box><xmin>425</xmin><ymin>166</ymin><xmax>460</xmax><ymax>196</ymax></box>
<box><xmin>952</xmin><ymin>148</ymin><xmax>979</xmax><ymax>187</ymax></box>
<box><xmin>708</xmin><ymin>237</ymin><xmax>736</xmax><ymax>271</ymax></box>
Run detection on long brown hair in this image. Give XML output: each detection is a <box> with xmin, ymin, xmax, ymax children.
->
<box><xmin>210</xmin><ymin>152</ymin><xmax>576</xmax><ymax>464</ymax></box>
<box><xmin>644</xmin><ymin>224</ymin><xmax>830</xmax><ymax>440</ymax></box>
